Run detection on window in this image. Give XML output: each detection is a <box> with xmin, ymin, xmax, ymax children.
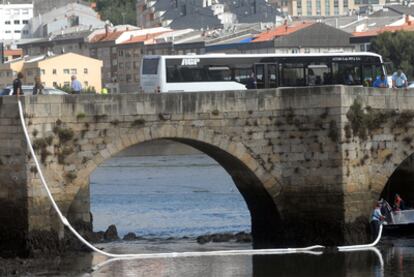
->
<box><xmin>5</xmin><ymin>30</ymin><xmax>11</xmax><ymax>34</ymax></box>
<box><xmin>22</xmin><ymin>9</ymin><xmax>29</xmax><ymax>15</ymax></box>
<box><xmin>362</xmin><ymin>64</ymin><xmax>383</xmax><ymax>87</ymax></box>
<box><xmin>233</xmin><ymin>68</ymin><xmax>252</xmax><ymax>84</ymax></box>
<box><xmin>13</xmin><ymin>9</ymin><xmax>19</xmax><ymax>15</ymax></box>
<box><xmin>40</xmin><ymin>69</ymin><xmax>45</xmax><ymax>75</ymax></box>
<box><xmin>53</xmin><ymin>69</ymin><xmax>57</xmax><ymax>74</ymax></box>
<box><xmin>22</xmin><ymin>20</ymin><xmax>29</xmax><ymax>24</ymax></box>
<box><xmin>5</xmin><ymin>21</ymin><xmax>11</xmax><ymax>25</ymax></box>
<box><xmin>84</xmin><ymin>81</ymin><xmax>88</xmax><ymax>87</ymax></box>
<box><xmin>63</xmin><ymin>69</ymin><xmax>70</xmax><ymax>74</ymax></box>
<box><xmin>126</xmin><ymin>74</ymin><xmax>132</xmax><ymax>82</ymax></box>
<box><xmin>281</xmin><ymin>64</ymin><xmax>305</xmax><ymax>86</ymax></box>
<box><xmin>71</xmin><ymin>69</ymin><xmax>77</xmax><ymax>74</ymax></box>
<box><xmin>142</xmin><ymin>58</ymin><xmax>159</xmax><ymax>74</ymax></box>
<box><xmin>53</xmin><ymin>82</ymin><xmax>57</xmax><ymax>87</ymax></box>
<box><xmin>307</xmin><ymin>64</ymin><xmax>331</xmax><ymax>85</ymax></box>
<box><xmin>332</xmin><ymin>63</ymin><xmax>361</xmax><ymax>85</ymax></box>
<box><xmin>14</xmin><ymin>20</ymin><xmax>20</xmax><ymax>25</ymax></box>
<box><xmin>14</xmin><ymin>30</ymin><xmax>21</xmax><ymax>33</ymax></box>
<box><xmin>84</xmin><ymin>68</ymin><xmax>88</xmax><ymax>74</ymax></box>
<box><xmin>23</xmin><ymin>30</ymin><xmax>29</xmax><ymax>35</ymax></box>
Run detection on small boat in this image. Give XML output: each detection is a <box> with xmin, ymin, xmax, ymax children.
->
<box><xmin>381</xmin><ymin>201</ymin><xmax>414</xmax><ymax>236</ymax></box>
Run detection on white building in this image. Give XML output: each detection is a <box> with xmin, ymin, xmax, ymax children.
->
<box><xmin>29</xmin><ymin>2</ymin><xmax>105</xmax><ymax>38</ymax></box>
<box><xmin>0</xmin><ymin>1</ymin><xmax>33</xmax><ymax>41</ymax></box>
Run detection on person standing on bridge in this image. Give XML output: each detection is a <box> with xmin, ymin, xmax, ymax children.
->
<box><xmin>392</xmin><ymin>69</ymin><xmax>408</xmax><ymax>89</ymax></box>
<box><xmin>245</xmin><ymin>72</ymin><xmax>257</xmax><ymax>89</ymax></box>
<box><xmin>12</xmin><ymin>72</ymin><xmax>24</xmax><ymax>96</ymax></box>
<box><xmin>71</xmin><ymin>75</ymin><xmax>82</xmax><ymax>94</ymax></box>
<box><xmin>370</xmin><ymin>201</ymin><xmax>385</xmax><ymax>240</ymax></box>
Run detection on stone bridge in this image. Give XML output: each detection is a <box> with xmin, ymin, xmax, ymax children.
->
<box><xmin>1</xmin><ymin>86</ymin><xmax>414</xmax><ymax>256</ymax></box>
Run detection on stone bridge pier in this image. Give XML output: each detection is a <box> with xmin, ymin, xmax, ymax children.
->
<box><xmin>1</xmin><ymin>86</ymin><xmax>414</xmax><ymax>257</ymax></box>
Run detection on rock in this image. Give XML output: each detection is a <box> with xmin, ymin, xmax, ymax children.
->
<box><xmin>123</xmin><ymin>232</ymin><xmax>137</xmax><ymax>241</ymax></box>
<box><xmin>196</xmin><ymin>235</ymin><xmax>211</xmax><ymax>244</ymax></box>
<box><xmin>235</xmin><ymin>232</ymin><xmax>252</xmax><ymax>243</ymax></box>
<box><xmin>86</xmin><ymin>231</ymin><xmax>104</xmax><ymax>243</ymax></box>
<box><xmin>211</xmin><ymin>233</ymin><xmax>233</xmax><ymax>243</ymax></box>
<box><xmin>103</xmin><ymin>225</ymin><xmax>119</xmax><ymax>241</ymax></box>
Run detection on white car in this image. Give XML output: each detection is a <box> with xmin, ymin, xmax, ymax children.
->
<box><xmin>0</xmin><ymin>85</ymin><xmax>68</xmax><ymax>96</ymax></box>
<box><xmin>408</xmin><ymin>82</ymin><xmax>414</xmax><ymax>89</ymax></box>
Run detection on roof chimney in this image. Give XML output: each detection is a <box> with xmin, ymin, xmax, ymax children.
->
<box><xmin>105</xmin><ymin>24</ymin><xmax>109</xmax><ymax>37</ymax></box>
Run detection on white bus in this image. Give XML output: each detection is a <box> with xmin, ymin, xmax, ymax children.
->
<box><xmin>140</xmin><ymin>52</ymin><xmax>387</xmax><ymax>93</ymax></box>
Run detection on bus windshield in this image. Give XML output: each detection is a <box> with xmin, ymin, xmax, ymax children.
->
<box><xmin>142</xmin><ymin>58</ymin><xmax>159</xmax><ymax>75</ymax></box>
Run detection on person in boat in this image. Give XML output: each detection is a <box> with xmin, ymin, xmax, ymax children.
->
<box><xmin>370</xmin><ymin>201</ymin><xmax>385</xmax><ymax>240</ymax></box>
<box><xmin>394</xmin><ymin>194</ymin><xmax>405</xmax><ymax>211</ymax></box>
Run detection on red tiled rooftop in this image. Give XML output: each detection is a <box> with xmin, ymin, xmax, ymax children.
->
<box><xmin>253</xmin><ymin>22</ymin><xmax>314</xmax><ymax>42</ymax></box>
<box><xmin>4</xmin><ymin>49</ymin><xmax>23</xmax><ymax>57</ymax></box>
<box><xmin>121</xmin><ymin>31</ymin><xmax>171</xmax><ymax>45</ymax></box>
<box><xmin>353</xmin><ymin>22</ymin><xmax>414</xmax><ymax>37</ymax></box>
<box><xmin>90</xmin><ymin>30</ymin><xmax>125</xmax><ymax>43</ymax></box>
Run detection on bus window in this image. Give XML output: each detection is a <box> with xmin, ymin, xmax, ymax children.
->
<box><xmin>307</xmin><ymin>64</ymin><xmax>330</xmax><ymax>86</ymax></box>
<box><xmin>233</xmin><ymin>68</ymin><xmax>252</xmax><ymax>85</ymax></box>
<box><xmin>268</xmin><ymin>64</ymin><xmax>277</xmax><ymax>88</ymax></box>
<box><xmin>362</xmin><ymin>64</ymin><xmax>383</xmax><ymax>87</ymax></box>
<box><xmin>142</xmin><ymin>58</ymin><xmax>159</xmax><ymax>75</ymax></box>
<box><xmin>255</xmin><ymin>64</ymin><xmax>265</xmax><ymax>89</ymax></box>
<box><xmin>281</xmin><ymin>64</ymin><xmax>305</xmax><ymax>86</ymax></box>
<box><xmin>208</xmin><ymin>66</ymin><xmax>231</xmax><ymax>81</ymax></box>
<box><xmin>332</xmin><ymin>63</ymin><xmax>361</xmax><ymax>85</ymax></box>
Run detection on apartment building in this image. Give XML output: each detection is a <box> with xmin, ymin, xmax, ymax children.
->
<box><xmin>0</xmin><ymin>0</ymin><xmax>33</xmax><ymax>40</ymax></box>
<box><xmin>0</xmin><ymin>52</ymin><xmax>102</xmax><ymax>91</ymax></box>
<box><xmin>289</xmin><ymin>0</ymin><xmax>386</xmax><ymax>16</ymax></box>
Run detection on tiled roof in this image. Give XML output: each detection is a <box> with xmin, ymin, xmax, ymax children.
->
<box><xmin>352</xmin><ymin>23</ymin><xmax>414</xmax><ymax>37</ymax></box>
<box><xmin>4</xmin><ymin>49</ymin><xmax>23</xmax><ymax>56</ymax></box>
<box><xmin>121</xmin><ymin>31</ymin><xmax>171</xmax><ymax>44</ymax></box>
<box><xmin>253</xmin><ymin>22</ymin><xmax>314</xmax><ymax>42</ymax></box>
<box><xmin>90</xmin><ymin>30</ymin><xmax>125</xmax><ymax>43</ymax></box>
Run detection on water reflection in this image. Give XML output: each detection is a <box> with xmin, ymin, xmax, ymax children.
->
<box><xmin>87</xmin><ymin>242</ymin><xmax>414</xmax><ymax>277</ymax></box>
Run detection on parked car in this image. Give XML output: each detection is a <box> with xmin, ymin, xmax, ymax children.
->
<box><xmin>0</xmin><ymin>85</ymin><xmax>68</xmax><ymax>96</ymax></box>
<box><xmin>408</xmin><ymin>81</ymin><xmax>414</xmax><ymax>89</ymax></box>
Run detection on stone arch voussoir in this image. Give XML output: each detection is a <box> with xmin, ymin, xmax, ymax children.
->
<box><xmin>76</xmin><ymin>124</ymin><xmax>281</xmax><ymax>201</ymax></box>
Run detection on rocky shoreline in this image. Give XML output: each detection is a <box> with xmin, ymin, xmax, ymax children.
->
<box><xmin>0</xmin><ymin>224</ymin><xmax>252</xmax><ymax>276</ymax></box>
<box><xmin>86</xmin><ymin>224</ymin><xmax>252</xmax><ymax>245</ymax></box>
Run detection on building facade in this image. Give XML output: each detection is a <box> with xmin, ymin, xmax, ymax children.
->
<box><xmin>29</xmin><ymin>2</ymin><xmax>105</xmax><ymax>38</ymax></box>
<box><xmin>0</xmin><ymin>1</ymin><xmax>33</xmax><ymax>40</ymax></box>
<box><xmin>289</xmin><ymin>0</ymin><xmax>386</xmax><ymax>16</ymax></box>
<box><xmin>0</xmin><ymin>52</ymin><xmax>103</xmax><ymax>91</ymax></box>
<box><xmin>18</xmin><ymin>31</ymin><xmax>92</xmax><ymax>57</ymax></box>
<box><xmin>0</xmin><ymin>59</ymin><xmax>24</xmax><ymax>88</ymax></box>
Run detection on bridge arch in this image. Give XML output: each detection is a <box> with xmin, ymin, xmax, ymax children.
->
<box><xmin>69</xmin><ymin>125</ymin><xmax>282</xmax><ymax>248</ymax></box>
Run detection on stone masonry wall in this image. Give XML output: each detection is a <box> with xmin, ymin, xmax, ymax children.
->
<box><xmin>2</xmin><ymin>86</ymin><xmax>414</xmax><ymax>256</ymax></box>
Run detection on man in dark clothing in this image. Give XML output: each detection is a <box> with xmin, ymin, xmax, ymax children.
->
<box><xmin>13</xmin><ymin>72</ymin><xmax>24</xmax><ymax>96</ymax></box>
<box><xmin>245</xmin><ymin>72</ymin><xmax>257</xmax><ymax>89</ymax></box>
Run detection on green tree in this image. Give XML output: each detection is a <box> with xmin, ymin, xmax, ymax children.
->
<box><xmin>89</xmin><ymin>0</ymin><xmax>137</xmax><ymax>26</ymax></box>
<box><xmin>371</xmin><ymin>31</ymin><xmax>414</xmax><ymax>79</ymax></box>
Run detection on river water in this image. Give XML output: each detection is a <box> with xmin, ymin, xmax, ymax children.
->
<box><xmin>14</xmin><ymin>153</ymin><xmax>414</xmax><ymax>276</ymax></box>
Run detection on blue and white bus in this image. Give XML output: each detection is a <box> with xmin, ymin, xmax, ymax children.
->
<box><xmin>140</xmin><ymin>52</ymin><xmax>386</xmax><ymax>93</ymax></box>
